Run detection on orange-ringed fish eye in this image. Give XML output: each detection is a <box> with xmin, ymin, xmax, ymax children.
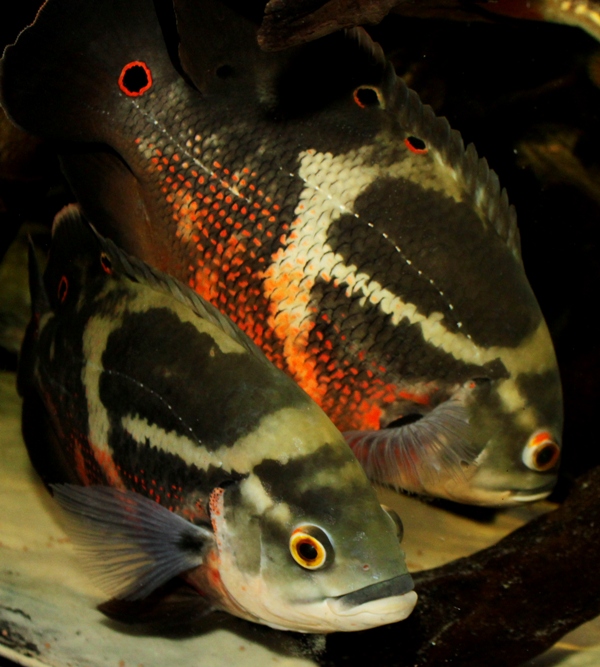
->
<box><xmin>290</xmin><ymin>527</ymin><xmax>329</xmax><ymax>570</ymax></box>
<box><xmin>100</xmin><ymin>252</ymin><xmax>113</xmax><ymax>274</ymax></box>
<box><xmin>404</xmin><ymin>136</ymin><xmax>428</xmax><ymax>154</ymax></box>
<box><xmin>118</xmin><ymin>61</ymin><xmax>152</xmax><ymax>97</ymax></box>
<box><xmin>353</xmin><ymin>85</ymin><xmax>384</xmax><ymax>109</ymax></box>
<box><xmin>522</xmin><ymin>431</ymin><xmax>561</xmax><ymax>472</ymax></box>
<box><xmin>381</xmin><ymin>505</ymin><xmax>404</xmax><ymax>543</ymax></box>
<box><xmin>57</xmin><ymin>275</ymin><xmax>68</xmax><ymax>303</ymax></box>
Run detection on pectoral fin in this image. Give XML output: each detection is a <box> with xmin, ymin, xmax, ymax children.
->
<box><xmin>51</xmin><ymin>484</ymin><xmax>214</xmax><ymax>601</ymax></box>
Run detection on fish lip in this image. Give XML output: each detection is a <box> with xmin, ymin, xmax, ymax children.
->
<box><xmin>333</xmin><ymin>572</ymin><xmax>415</xmax><ymax>609</ymax></box>
<box><xmin>509</xmin><ymin>486</ymin><xmax>554</xmax><ymax>503</ymax></box>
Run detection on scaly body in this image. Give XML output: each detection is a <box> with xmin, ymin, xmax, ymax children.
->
<box><xmin>2</xmin><ymin>0</ymin><xmax>563</xmax><ymax>503</ymax></box>
<box><xmin>17</xmin><ymin>206</ymin><xmax>416</xmax><ymax>633</ymax></box>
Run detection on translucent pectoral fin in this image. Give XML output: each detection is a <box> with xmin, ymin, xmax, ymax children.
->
<box><xmin>51</xmin><ymin>484</ymin><xmax>213</xmax><ymax>601</ymax></box>
<box><xmin>345</xmin><ymin>399</ymin><xmax>476</xmax><ymax>493</ymax></box>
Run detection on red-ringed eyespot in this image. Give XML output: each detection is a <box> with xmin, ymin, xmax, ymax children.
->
<box><xmin>290</xmin><ymin>526</ymin><xmax>331</xmax><ymax>570</ymax></box>
<box><xmin>405</xmin><ymin>136</ymin><xmax>428</xmax><ymax>154</ymax></box>
<box><xmin>381</xmin><ymin>505</ymin><xmax>404</xmax><ymax>543</ymax></box>
<box><xmin>118</xmin><ymin>61</ymin><xmax>153</xmax><ymax>97</ymax></box>
<box><xmin>57</xmin><ymin>276</ymin><xmax>68</xmax><ymax>303</ymax></box>
<box><xmin>100</xmin><ymin>252</ymin><xmax>113</xmax><ymax>274</ymax></box>
<box><xmin>522</xmin><ymin>431</ymin><xmax>561</xmax><ymax>472</ymax></box>
<box><xmin>353</xmin><ymin>86</ymin><xmax>384</xmax><ymax>109</ymax></box>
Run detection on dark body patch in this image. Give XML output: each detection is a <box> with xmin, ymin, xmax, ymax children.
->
<box><xmin>99</xmin><ymin>307</ymin><xmax>307</xmax><ymax>449</ymax></box>
<box><xmin>327</xmin><ymin>177</ymin><xmax>541</xmax><ymax>348</ymax></box>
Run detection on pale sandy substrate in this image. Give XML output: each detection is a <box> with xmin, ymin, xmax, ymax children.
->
<box><xmin>1</xmin><ymin>371</ymin><xmax>597</xmax><ymax>667</ymax></box>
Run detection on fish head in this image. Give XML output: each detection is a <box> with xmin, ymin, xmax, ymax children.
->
<box><xmin>347</xmin><ymin>314</ymin><xmax>563</xmax><ymax>507</ymax></box>
<box><xmin>207</xmin><ymin>412</ymin><xmax>416</xmax><ymax>633</ymax></box>
<box><xmin>443</xmin><ymin>362</ymin><xmax>563</xmax><ymax>506</ymax></box>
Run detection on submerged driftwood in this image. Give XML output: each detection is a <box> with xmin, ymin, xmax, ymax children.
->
<box><xmin>257</xmin><ymin>0</ymin><xmax>600</xmax><ymax>50</ymax></box>
<box><xmin>319</xmin><ymin>464</ymin><xmax>600</xmax><ymax>667</ymax></box>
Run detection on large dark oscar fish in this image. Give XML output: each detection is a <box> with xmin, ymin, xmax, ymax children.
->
<box><xmin>1</xmin><ymin>0</ymin><xmax>563</xmax><ymax>505</ymax></box>
<box><xmin>17</xmin><ymin>205</ymin><xmax>416</xmax><ymax>633</ymax></box>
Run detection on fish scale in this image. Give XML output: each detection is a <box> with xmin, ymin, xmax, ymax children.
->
<box><xmin>1</xmin><ymin>0</ymin><xmax>562</xmax><ymax>504</ymax></box>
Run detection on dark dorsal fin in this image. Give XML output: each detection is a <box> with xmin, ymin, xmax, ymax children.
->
<box><xmin>384</xmin><ymin>73</ymin><xmax>521</xmax><ymax>260</ymax></box>
<box><xmin>0</xmin><ymin>0</ymin><xmax>180</xmax><ymax>144</ymax></box>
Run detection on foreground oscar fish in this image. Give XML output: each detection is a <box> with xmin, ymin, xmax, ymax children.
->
<box><xmin>1</xmin><ymin>0</ymin><xmax>563</xmax><ymax>505</ymax></box>
<box><xmin>17</xmin><ymin>205</ymin><xmax>417</xmax><ymax>633</ymax></box>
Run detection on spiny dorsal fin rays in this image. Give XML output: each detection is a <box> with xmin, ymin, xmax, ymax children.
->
<box><xmin>342</xmin><ymin>25</ymin><xmax>521</xmax><ymax>261</ymax></box>
<box><xmin>51</xmin><ymin>484</ymin><xmax>213</xmax><ymax>601</ymax></box>
<box><xmin>344</xmin><ymin>27</ymin><xmax>388</xmax><ymax>70</ymax></box>
<box><xmin>384</xmin><ymin>65</ymin><xmax>521</xmax><ymax>262</ymax></box>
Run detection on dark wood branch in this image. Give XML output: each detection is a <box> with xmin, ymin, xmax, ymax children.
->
<box><xmin>319</xmin><ymin>465</ymin><xmax>600</xmax><ymax>667</ymax></box>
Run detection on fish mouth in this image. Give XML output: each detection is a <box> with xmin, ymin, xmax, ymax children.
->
<box><xmin>509</xmin><ymin>482</ymin><xmax>556</xmax><ymax>503</ymax></box>
<box><xmin>325</xmin><ymin>573</ymin><xmax>417</xmax><ymax>630</ymax></box>
<box><xmin>334</xmin><ymin>572</ymin><xmax>415</xmax><ymax>609</ymax></box>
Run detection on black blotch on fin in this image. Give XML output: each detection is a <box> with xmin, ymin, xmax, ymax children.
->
<box><xmin>99</xmin><ymin>578</ymin><xmax>214</xmax><ymax>637</ymax></box>
<box><xmin>0</xmin><ymin>0</ymin><xmax>179</xmax><ymax>143</ymax></box>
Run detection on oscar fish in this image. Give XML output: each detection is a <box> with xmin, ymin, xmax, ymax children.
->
<box><xmin>1</xmin><ymin>0</ymin><xmax>563</xmax><ymax>505</ymax></box>
<box><xmin>17</xmin><ymin>204</ymin><xmax>417</xmax><ymax>633</ymax></box>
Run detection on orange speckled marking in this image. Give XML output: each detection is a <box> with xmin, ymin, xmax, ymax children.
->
<box><xmin>92</xmin><ymin>448</ymin><xmax>124</xmax><ymax>487</ymax></box>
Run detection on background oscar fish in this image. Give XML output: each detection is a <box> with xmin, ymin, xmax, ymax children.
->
<box><xmin>0</xmin><ymin>0</ymin><xmax>563</xmax><ymax>505</ymax></box>
<box><xmin>17</xmin><ymin>204</ymin><xmax>417</xmax><ymax>633</ymax></box>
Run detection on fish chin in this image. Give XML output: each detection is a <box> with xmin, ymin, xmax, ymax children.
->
<box><xmin>211</xmin><ymin>574</ymin><xmax>418</xmax><ymax>633</ymax></box>
<box><xmin>234</xmin><ymin>590</ymin><xmax>418</xmax><ymax>634</ymax></box>
<box><xmin>440</xmin><ymin>471</ymin><xmax>556</xmax><ymax>506</ymax></box>
<box><xmin>324</xmin><ymin>590</ymin><xmax>418</xmax><ymax>632</ymax></box>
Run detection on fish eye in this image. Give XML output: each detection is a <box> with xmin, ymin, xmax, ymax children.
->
<box><xmin>381</xmin><ymin>505</ymin><xmax>404</xmax><ymax>543</ymax></box>
<box><xmin>289</xmin><ymin>526</ymin><xmax>331</xmax><ymax>570</ymax></box>
<box><xmin>522</xmin><ymin>431</ymin><xmax>561</xmax><ymax>472</ymax></box>
<box><xmin>118</xmin><ymin>61</ymin><xmax>153</xmax><ymax>97</ymax></box>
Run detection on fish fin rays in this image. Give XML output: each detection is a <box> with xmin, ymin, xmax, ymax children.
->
<box><xmin>384</xmin><ymin>72</ymin><xmax>521</xmax><ymax>261</ymax></box>
<box><xmin>50</xmin><ymin>484</ymin><xmax>213</xmax><ymax>601</ymax></box>
<box><xmin>345</xmin><ymin>399</ymin><xmax>477</xmax><ymax>493</ymax></box>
